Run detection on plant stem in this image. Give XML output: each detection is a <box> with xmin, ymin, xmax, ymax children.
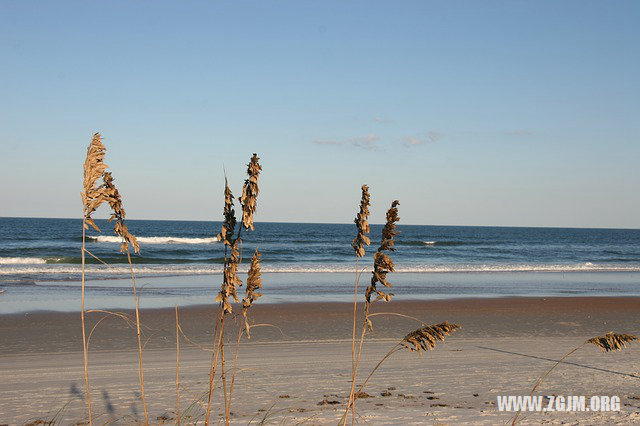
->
<box><xmin>175</xmin><ymin>305</ymin><xmax>181</xmax><ymax>426</ymax></box>
<box><xmin>221</xmin><ymin>319</ymin><xmax>229</xmax><ymax>426</ymax></box>
<box><xmin>353</xmin><ymin>345</ymin><xmax>402</xmax><ymax>398</ymax></box>
<box><xmin>511</xmin><ymin>343</ymin><xmax>585</xmax><ymax>425</ymax></box>
<box><xmin>344</xmin><ymin>311</ymin><xmax>368</xmax><ymax>425</ymax></box>
<box><xmin>367</xmin><ymin>312</ymin><xmax>427</xmax><ymax>325</ymax></box>
<box><xmin>341</xmin><ymin>344</ymin><xmax>402</xmax><ymax>425</ymax></box>
<box><xmin>221</xmin><ymin>216</ymin><xmax>245</xmax><ymax>425</ymax></box>
<box><xmin>344</xmin><ymin>265</ymin><xmax>369</xmax><ymax>426</ymax></box>
<box><xmin>226</xmin><ymin>322</ymin><xmax>244</xmax><ymax>426</ymax></box>
<box><xmin>126</xmin><ymin>247</ymin><xmax>148</xmax><ymax>425</ymax></box>
<box><xmin>349</xmin><ymin>258</ymin><xmax>361</xmax><ymax>425</ymax></box>
<box><xmin>205</xmin><ymin>309</ymin><xmax>223</xmax><ymax>425</ymax></box>
<box><xmin>81</xmin><ymin>219</ymin><xmax>93</xmax><ymax>426</ymax></box>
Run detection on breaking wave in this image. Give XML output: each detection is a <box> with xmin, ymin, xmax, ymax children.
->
<box><xmin>2</xmin><ymin>262</ymin><xmax>640</xmax><ymax>277</ymax></box>
<box><xmin>399</xmin><ymin>240</ymin><xmax>466</xmax><ymax>246</ymax></box>
<box><xmin>87</xmin><ymin>236</ymin><xmax>219</xmax><ymax>244</ymax></box>
<box><xmin>0</xmin><ymin>257</ymin><xmax>48</xmax><ymax>265</ymax></box>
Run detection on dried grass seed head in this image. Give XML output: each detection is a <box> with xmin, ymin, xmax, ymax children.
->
<box><xmin>241</xmin><ymin>248</ymin><xmax>263</xmax><ymax>337</ymax></box>
<box><xmin>102</xmin><ymin>172</ymin><xmax>140</xmax><ymax>254</ymax></box>
<box><xmin>242</xmin><ymin>248</ymin><xmax>263</xmax><ymax>309</ymax></box>
<box><xmin>586</xmin><ymin>332</ymin><xmax>638</xmax><ymax>352</ymax></box>
<box><xmin>216</xmin><ymin>238</ymin><xmax>242</xmax><ymax>313</ymax></box>
<box><xmin>366</xmin><ymin>200</ymin><xmax>400</xmax><ymax>305</ymax></box>
<box><xmin>401</xmin><ymin>321</ymin><xmax>461</xmax><ymax>352</ymax></box>
<box><xmin>351</xmin><ymin>185</ymin><xmax>371</xmax><ymax>257</ymax></box>
<box><xmin>82</xmin><ymin>133</ymin><xmax>108</xmax><ymax>232</ymax></box>
<box><xmin>379</xmin><ymin>200</ymin><xmax>400</xmax><ymax>252</ymax></box>
<box><xmin>81</xmin><ymin>133</ymin><xmax>139</xmax><ymax>253</ymax></box>
<box><xmin>217</xmin><ymin>178</ymin><xmax>237</xmax><ymax>246</ymax></box>
<box><xmin>239</xmin><ymin>154</ymin><xmax>262</xmax><ymax>231</ymax></box>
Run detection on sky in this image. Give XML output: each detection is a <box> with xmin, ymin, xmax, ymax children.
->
<box><xmin>1</xmin><ymin>1</ymin><xmax>638</xmax><ymax>228</ymax></box>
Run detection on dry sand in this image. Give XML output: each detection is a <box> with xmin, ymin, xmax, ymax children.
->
<box><xmin>1</xmin><ymin>297</ymin><xmax>640</xmax><ymax>424</ymax></box>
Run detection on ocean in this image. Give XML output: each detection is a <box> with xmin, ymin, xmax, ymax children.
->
<box><xmin>1</xmin><ymin>217</ymin><xmax>639</xmax><ymax>313</ymax></box>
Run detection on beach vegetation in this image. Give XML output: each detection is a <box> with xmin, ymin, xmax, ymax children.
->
<box><xmin>343</xmin><ymin>191</ymin><xmax>461</xmax><ymax>424</ymax></box>
<box><xmin>511</xmin><ymin>332</ymin><xmax>638</xmax><ymax>425</ymax></box>
<box><xmin>205</xmin><ymin>154</ymin><xmax>262</xmax><ymax>426</ymax></box>
<box><xmin>80</xmin><ymin>133</ymin><xmax>147</xmax><ymax>425</ymax></box>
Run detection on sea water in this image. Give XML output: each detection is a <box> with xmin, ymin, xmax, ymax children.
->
<box><xmin>1</xmin><ymin>218</ymin><xmax>639</xmax><ymax>313</ymax></box>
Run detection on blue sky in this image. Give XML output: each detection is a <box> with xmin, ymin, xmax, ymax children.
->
<box><xmin>1</xmin><ymin>1</ymin><xmax>638</xmax><ymax>228</ymax></box>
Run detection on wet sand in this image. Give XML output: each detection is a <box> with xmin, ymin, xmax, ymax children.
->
<box><xmin>1</xmin><ymin>297</ymin><xmax>640</xmax><ymax>424</ymax></box>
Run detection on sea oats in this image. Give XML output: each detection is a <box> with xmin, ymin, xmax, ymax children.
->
<box><xmin>365</xmin><ymin>200</ymin><xmax>400</xmax><ymax>308</ymax></box>
<box><xmin>102</xmin><ymin>172</ymin><xmax>140</xmax><ymax>254</ymax></box>
<box><xmin>80</xmin><ymin>133</ymin><xmax>110</xmax><ymax>426</ymax></box>
<box><xmin>82</xmin><ymin>133</ymin><xmax>108</xmax><ymax>232</ymax></box>
<box><xmin>217</xmin><ymin>179</ymin><xmax>237</xmax><ymax>246</ymax></box>
<box><xmin>209</xmin><ymin>154</ymin><xmax>263</xmax><ymax>426</ymax></box>
<box><xmin>216</xmin><ymin>239</ymin><xmax>242</xmax><ymax>314</ymax></box>
<box><xmin>401</xmin><ymin>322</ymin><xmax>462</xmax><ymax>352</ymax></box>
<box><xmin>351</xmin><ymin>185</ymin><xmax>371</xmax><ymax>257</ymax></box>
<box><xmin>512</xmin><ymin>331</ymin><xmax>638</xmax><ymax>425</ymax></box>
<box><xmin>587</xmin><ymin>332</ymin><xmax>638</xmax><ymax>352</ymax></box>
<box><xmin>347</xmin><ymin>197</ymin><xmax>401</xmax><ymax>424</ymax></box>
<box><xmin>239</xmin><ymin>154</ymin><xmax>262</xmax><ymax>231</ymax></box>
<box><xmin>241</xmin><ymin>248</ymin><xmax>263</xmax><ymax>337</ymax></box>
<box><xmin>215</xmin><ymin>179</ymin><xmax>242</xmax><ymax>313</ymax></box>
<box><xmin>80</xmin><ymin>133</ymin><xmax>146</xmax><ymax>425</ymax></box>
<box><xmin>343</xmin><ymin>319</ymin><xmax>461</xmax><ymax>424</ymax></box>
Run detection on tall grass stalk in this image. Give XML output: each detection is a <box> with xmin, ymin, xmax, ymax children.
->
<box><xmin>349</xmin><ymin>185</ymin><xmax>370</xmax><ymax>424</ymax></box>
<box><xmin>226</xmin><ymin>248</ymin><xmax>263</xmax><ymax>424</ymax></box>
<box><xmin>80</xmin><ymin>220</ymin><xmax>92</xmax><ymax>425</ymax></box>
<box><xmin>345</xmin><ymin>200</ymin><xmax>399</xmax><ymax>425</ymax></box>
<box><xmin>220</xmin><ymin>322</ymin><xmax>229</xmax><ymax>424</ymax></box>
<box><xmin>341</xmin><ymin>322</ymin><xmax>461</xmax><ymax>424</ymax></box>
<box><xmin>227</xmin><ymin>322</ymin><xmax>244</xmax><ymax>425</ymax></box>
<box><xmin>81</xmin><ymin>133</ymin><xmax>109</xmax><ymax>425</ymax></box>
<box><xmin>175</xmin><ymin>305</ymin><xmax>181</xmax><ymax>426</ymax></box>
<box><xmin>102</xmin><ymin>170</ymin><xmax>147</xmax><ymax>424</ymax></box>
<box><xmin>204</xmin><ymin>311</ymin><xmax>223</xmax><ymax>426</ymax></box>
<box><xmin>511</xmin><ymin>332</ymin><xmax>638</xmax><ymax>425</ymax></box>
<box><xmin>126</xmin><ymin>246</ymin><xmax>147</xmax><ymax>424</ymax></box>
<box><xmin>205</xmin><ymin>176</ymin><xmax>236</xmax><ymax>426</ymax></box>
<box><xmin>81</xmin><ymin>133</ymin><xmax>147</xmax><ymax>424</ymax></box>
<box><xmin>205</xmin><ymin>154</ymin><xmax>261</xmax><ymax>426</ymax></box>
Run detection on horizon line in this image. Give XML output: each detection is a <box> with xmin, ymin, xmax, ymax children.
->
<box><xmin>1</xmin><ymin>216</ymin><xmax>638</xmax><ymax>232</ymax></box>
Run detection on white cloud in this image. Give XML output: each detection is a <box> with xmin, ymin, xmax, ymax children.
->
<box><xmin>404</xmin><ymin>136</ymin><xmax>425</xmax><ymax>146</ymax></box>
<box><xmin>313</xmin><ymin>134</ymin><xmax>381</xmax><ymax>150</ymax></box>
<box><xmin>350</xmin><ymin>134</ymin><xmax>380</xmax><ymax>150</ymax></box>
<box><xmin>403</xmin><ymin>131</ymin><xmax>442</xmax><ymax>147</ymax></box>
<box><xmin>426</xmin><ymin>131</ymin><xmax>442</xmax><ymax>142</ymax></box>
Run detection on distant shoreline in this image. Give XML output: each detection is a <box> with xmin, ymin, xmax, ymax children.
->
<box><xmin>2</xmin><ymin>216</ymin><xmax>639</xmax><ymax>230</ymax></box>
<box><xmin>3</xmin><ymin>271</ymin><xmax>640</xmax><ymax>315</ymax></box>
<box><xmin>3</xmin><ymin>296</ymin><xmax>640</xmax><ymax>354</ymax></box>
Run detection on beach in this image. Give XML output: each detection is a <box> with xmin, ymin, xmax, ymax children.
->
<box><xmin>2</xmin><ymin>296</ymin><xmax>639</xmax><ymax>424</ymax></box>
<box><xmin>3</xmin><ymin>0</ymin><xmax>639</xmax><ymax>423</ymax></box>
<box><xmin>2</xmin><ymin>219</ymin><xmax>640</xmax><ymax>424</ymax></box>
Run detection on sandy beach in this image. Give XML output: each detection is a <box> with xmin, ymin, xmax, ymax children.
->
<box><xmin>2</xmin><ymin>296</ymin><xmax>640</xmax><ymax>424</ymax></box>
<box><xmin>3</xmin><ymin>0</ymin><xmax>639</xmax><ymax>424</ymax></box>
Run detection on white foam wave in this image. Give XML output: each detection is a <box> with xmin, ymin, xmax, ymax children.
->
<box><xmin>396</xmin><ymin>263</ymin><xmax>640</xmax><ymax>273</ymax></box>
<box><xmin>2</xmin><ymin>262</ymin><xmax>640</xmax><ymax>276</ymax></box>
<box><xmin>0</xmin><ymin>257</ymin><xmax>47</xmax><ymax>265</ymax></box>
<box><xmin>94</xmin><ymin>236</ymin><xmax>219</xmax><ymax>244</ymax></box>
<box><xmin>424</xmin><ymin>241</ymin><xmax>436</xmax><ymax>245</ymax></box>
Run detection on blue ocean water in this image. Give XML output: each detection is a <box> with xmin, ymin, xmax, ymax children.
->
<box><xmin>1</xmin><ymin>218</ymin><xmax>640</xmax><ymax>278</ymax></box>
<box><xmin>1</xmin><ymin>217</ymin><xmax>639</xmax><ymax>313</ymax></box>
